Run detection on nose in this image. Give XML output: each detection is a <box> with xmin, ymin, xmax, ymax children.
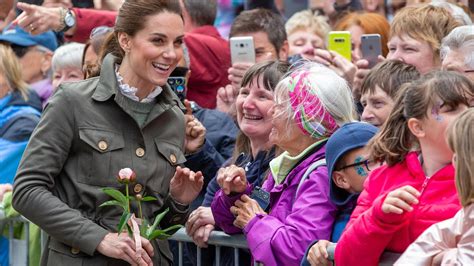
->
<box><xmin>387</xmin><ymin>49</ymin><xmax>404</xmax><ymax>62</ymax></box>
<box><xmin>361</xmin><ymin>106</ymin><xmax>374</xmax><ymax>123</ymax></box>
<box><xmin>163</xmin><ymin>43</ymin><xmax>177</xmax><ymax>60</ymax></box>
<box><xmin>242</xmin><ymin>94</ymin><xmax>256</xmax><ymax>110</ymax></box>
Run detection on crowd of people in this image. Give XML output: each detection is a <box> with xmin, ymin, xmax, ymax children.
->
<box><xmin>0</xmin><ymin>0</ymin><xmax>473</xmax><ymax>266</ymax></box>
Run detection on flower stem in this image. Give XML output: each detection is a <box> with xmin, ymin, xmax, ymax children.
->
<box><xmin>125</xmin><ymin>184</ymin><xmax>130</xmax><ymax>213</ymax></box>
<box><xmin>138</xmin><ymin>200</ymin><xmax>143</xmax><ymax>220</ymax></box>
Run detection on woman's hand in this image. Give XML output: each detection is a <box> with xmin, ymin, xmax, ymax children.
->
<box><xmin>184</xmin><ymin>100</ymin><xmax>206</xmax><ymax>154</ymax></box>
<box><xmin>190</xmin><ymin>223</ymin><xmax>215</xmax><ymax>248</ymax></box>
<box><xmin>312</xmin><ymin>49</ymin><xmax>356</xmax><ymax>86</ymax></box>
<box><xmin>186</xmin><ymin>207</ymin><xmax>214</xmax><ymax>236</ymax></box>
<box><xmin>216</xmin><ymin>165</ymin><xmax>247</xmax><ymax>195</ymax></box>
<box><xmin>307</xmin><ymin>240</ymin><xmax>333</xmax><ymax>266</ymax></box>
<box><xmin>96</xmin><ymin>232</ymin><xmax>154</xmax><ymax>266</ymax></box>
<box><xmin>14</xmin><ymin>2</ymin><xmax>64</xmax><ymax>34</ymax></box>
<box><xmin>382</xmin><ymin>185</ymin><xmax>420</xmax><ymax>214</ymax></box>
<box><xmin>231</xmin><ymin>195</ymin><xmax>266</xmax><ymax>229</ymax></box>
<box><xmin>216</xmin><ymin>84</ymin><xmax>238</xmax><ymax>115</ymax></box>
<box><xmin>228</xmin><ymin>62</ymin><xmax>254</xmax><ymax>90</ymax></box>
<box><xmin>169</xmin><ymin>166</ymin><xmax>204</xmax><ymax>205</ymax></box>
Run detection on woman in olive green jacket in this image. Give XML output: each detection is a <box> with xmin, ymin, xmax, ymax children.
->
<box><xmin>12</xmin><ymin>1</ymin><xmax>205</xmax><ymax>265</ymax></box>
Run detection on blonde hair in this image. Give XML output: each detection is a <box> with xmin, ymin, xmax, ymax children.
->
<box><xmin>448</xmin><ymin>109</ymin><xmax>474</xmax><ymax>207</ymax></box>
<box><xmin>390</xmin><ymin>5</ymin><xmax>460</xmax><ymax>62</ymax></box>
<box><xmin>285</xmin><ymin>10</ymin><xmax>330</xmax><ymax>44</ymax></box>
<box><xmin>369</xmin><ymin>71</ymin><xmax>473</xmax><ymax>166</ymax></box>
<box><xmin>0</xmin><ymin>45</ymin><xmax>29</xmax><ymax>100</ymax></box>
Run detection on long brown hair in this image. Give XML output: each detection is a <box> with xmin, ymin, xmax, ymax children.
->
<box><xmin>369</xmin><ymin>71</ymin><xmax>474</xmax><ymax>166</ymax></box>
<box><xmin>448</xmin><ymin>109</ymin><xmax>474</xmax><ymax>207</ymax></box>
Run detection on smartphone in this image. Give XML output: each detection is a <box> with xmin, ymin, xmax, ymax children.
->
<box><xmin>361</xmin><ymin>34</ymin><xmax>382</xmax><ymax>68</ymax></box>
<box><xmin>230</xmin><ymin>36</ymin><xmax>256</xmax><ymax>64</ymax></box>
<box><xmin>327</xmin><ymin>31</ymin><xmax>352</xmax><ymax>62</ymax></box>
<box><xmin>167</xmin><ymin>66</ymin><xmax>188</xmax><ymax>102</ymax></box>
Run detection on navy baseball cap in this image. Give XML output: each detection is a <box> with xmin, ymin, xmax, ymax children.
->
<box><xmin>326</xmin><ymin>122</ymin><xmax>378</xmax><ymax>206</ymax></box>
<box><xmin>0</xmin><ymin>24</ymin><xmax>58</xmax><ymax>52</ymax></box>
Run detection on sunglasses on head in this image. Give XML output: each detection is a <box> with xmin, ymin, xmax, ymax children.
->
<box><xmin>90</xmin><ymin>26</ymin><xmax>114</xmax><ymax>40</ymax></box>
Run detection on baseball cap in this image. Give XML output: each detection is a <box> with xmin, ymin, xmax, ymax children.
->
<box><xmin>0</xmin><ymin>24</ymin><xmax>58</xmax><ymax>52</ymax></box>
<box><xmin>326</xmin><ymin>122</ymin><xmax>378</xmax><ymax>206</ymax></box>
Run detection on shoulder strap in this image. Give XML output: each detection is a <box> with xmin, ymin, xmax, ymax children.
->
<box><xmin>294</xmin><ymin>158</ymin><xmax>327</xmax><ymax>201</ymax></box>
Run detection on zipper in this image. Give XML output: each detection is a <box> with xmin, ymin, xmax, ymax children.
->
<box><xmin>419</xmin><ymin>175</ymin><xmax>431</xmax><ymax>196</ymax></box>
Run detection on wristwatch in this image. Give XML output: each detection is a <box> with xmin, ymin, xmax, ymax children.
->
<box><xmin>56</xmin><ymin>8</ymin><xmax>76</xmax><ymax>33</ymax></box>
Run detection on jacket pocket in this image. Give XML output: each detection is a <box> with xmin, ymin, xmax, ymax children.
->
<box><xmin>153</xmin><ymin>139</ymin><xmax>186</xmax><ymax>193</ymax></box>
<box><xmin>46</xmin><ymin>238</ymin><xmax>86</xmax><ymax>266</ymax></box>
<box><xmin>77</xmin><ymin>127</ymin><xmax>125</xmax><ymax>187</ymax></box>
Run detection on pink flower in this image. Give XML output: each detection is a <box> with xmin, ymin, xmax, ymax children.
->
<box><xmin>117</xmin><ymin>168</ymin><xmax>136</xmax><ymax>184</ymax></box>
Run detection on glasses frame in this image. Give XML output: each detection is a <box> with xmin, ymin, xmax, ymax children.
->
<box><xmin>337</xmin><ymin>159</ymin><xmax>375</xmax><ymax>172</ymax></box>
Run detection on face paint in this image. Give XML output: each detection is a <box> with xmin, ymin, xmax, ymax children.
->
<box><xmin>354</xmin><ymin>156</ymin><xmax>368</xmax><ymax>177</ymax></box>
<box><xmin>431</xmin><ymin>100</ymin><xmax>443</xmax><ymax>122</ymax></box>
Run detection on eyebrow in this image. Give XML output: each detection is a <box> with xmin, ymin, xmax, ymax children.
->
<box><xmin>150</xmin><ymin>33</ymin><xmax>184</xmax><ymax>40</ymax></box>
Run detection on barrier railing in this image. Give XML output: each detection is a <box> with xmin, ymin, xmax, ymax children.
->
<box><xmin>0</xmin><ymin>211</ymin><xmax>30</xmax><ymax>266</ymax></box>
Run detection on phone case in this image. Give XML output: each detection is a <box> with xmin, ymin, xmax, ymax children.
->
<box><xmin>361</xmin><ymin>34</ymin><xmax>382</xmax><ymax>68</ymax></box>
<box><xmin>327</xmin><ymin>31</ymin><xmax>352</xmax><ymax>61</ymax></box>
<box><xmin>230</xmin><ymin>36</ymin><xmax>256</xmax><ymax>64</ymax></box>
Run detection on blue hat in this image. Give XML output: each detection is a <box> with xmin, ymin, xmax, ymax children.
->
<box><xmin>0</xmin><ymin>24</ymin><xmax>58</xmax><ymax>52</ymax></box>
<box><xmin>326</xmin><ymin>122</ymin><xmax>378</xmax><ymax>206</ymax></box>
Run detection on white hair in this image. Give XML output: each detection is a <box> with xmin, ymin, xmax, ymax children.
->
<box><xmin>274</xmin><ymin>61</ymin><xmax>356</xmax><ymax>138</ymax></box>
<box><xmin>52</xmin><ymin>42</ymin><xmax>85</xmax><ymax>73</ymax></box>
<box><xmin>441</xmin><ymin>25</ymin><xmax>474</xmax><ymax>69</ymax></box>
<box><xmin>430</xmin><ymin>0</ymin><xmax>472</xmax><ymax>26</ymax></box>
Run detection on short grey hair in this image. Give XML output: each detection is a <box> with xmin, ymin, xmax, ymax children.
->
<box><xmin>273</xmin><ymin>61</ymin><xmax>356</xmax><ymax>138</ymax></box>
<box><xmin>52</xmin><ymin>42</ymin><xmax>85</xmax><ymax>73</ymax></box>
<box><xmin>430</xmin><ymin>0</ymin><xmax>472</xmax><ymax>26</ymax></box>
<box><xmin>441</xmin><ymin>25</ymin><xmax>474</xmax><ymax>69</ymax></box>
<box><xmin>183</xmin><ymin>0</ymin><xmax>217</xmax><ymax>26</ymax></box>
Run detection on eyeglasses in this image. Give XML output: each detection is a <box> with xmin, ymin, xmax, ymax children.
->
<box><xmin>337</xmin><ymin>159</ymin><xmax>379</xmax><ymax>172</ymax></box>
<box><xmin>90</xmin><ymin>26</ymin><xmax>113</xmax><ymax>40</ymax></box>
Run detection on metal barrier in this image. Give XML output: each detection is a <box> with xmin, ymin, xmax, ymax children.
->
<box><xmin>169</xmin><ymin>228</ymin><xmax>249</xmax><ymax>266</ymax></box>
<box><xmin>0</xmin><ymin>211</ymin><xmax>30</xmax><ymax>266</ymax></box>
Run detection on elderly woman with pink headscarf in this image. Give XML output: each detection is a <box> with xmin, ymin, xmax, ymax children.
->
<box><xmin>211</xmin><ymin>63</ymin><xmax>356</xmax><ymax>265</ymax></box>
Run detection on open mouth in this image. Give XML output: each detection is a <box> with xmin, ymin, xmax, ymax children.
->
<box><xmin>243</xmin><ymin>114</ymin><xmax>263</xmax><ymax>121</ymax></box>
<box><xmin>152</xmin><ymin>62</ymin><xmax>170</xmax><ymax>72</ymax></box>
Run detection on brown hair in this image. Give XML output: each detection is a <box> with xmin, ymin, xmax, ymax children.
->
<box><xmin>335</xmin><ymin>12</ymin><xmax>390</xmax><ymax>56</ymax></box>
<box><xmin>230</xmin><ymin>8</ymin><xmax>287</xmax><ymax>54</ymax></box>
<box><xmin>0</xmin><ymin>44</ymin><xmax>29</xmax><ymax>100</ymax></box>
<box><xmin>390</xmin><ymin>5</ymin><xmax>460</xmax><ymax>62</ymax></box>
<box><xmin>448</xmin><ymin>109</ymin><xmax>474</xmax><ymax>207</ymax></box>
<box><xmin>360</xmin><ymin>60</ymin><xmax>420</xmax><ymax>99</ymax></box>
<box><xmin>231</xmin><ymin>60</ymin><xmax>290</xmax><ymax>162</ymax></box>
<box><xmin>85</xmin><ymin>0</ymin><xmax>181</xmax><ymax>78</ymax></box>
<box><xmin>369</xmin><ymin>70</ymin><xmax>474</xmax><ymax>166</ymax></box>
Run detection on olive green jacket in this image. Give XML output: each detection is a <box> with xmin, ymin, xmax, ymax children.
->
<box><xmin>12</xmin><ymin>54</ymin><xmax>189</xmax><ymax>265</ymax></box>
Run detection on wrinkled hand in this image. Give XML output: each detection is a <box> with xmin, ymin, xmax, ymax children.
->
<box><xmin>187</xmin><ymin>216</ymin><xmax>215</xmax><ymax>248</ymax></box>
<box><xmin>170</xmin><ymin>166</ymin><xmax>204</xmax><ymax>205</ymax></box>
<box><xmin>231</xmin><ymin>195</ymin><xmax>266</xmax><ymax>229</ymax></box>
<box><xmin>228</xmin><ymin>62</ymin><xmax>253</xmax><ymax>89</ymax></box>
<box><xmin>186</xmin><ymin>207</ymin><xmax>215</xmax><ymax>236</ymax></box>
<box><xmin>216</xmin><ymin>165</ymin><xmax>247</xmax><ymax>195</ymax></box>
<box><xmin>307</xmin><ymin>240</ymin><xmax>333</xmax><ymax>266</ymax></box>
<box><xmin>14</xmin><ymin>2</ymin><xmax>63</xmax><ymax>34</ymax></box>
<box><xmin>96</xmin><ymin>232</ymin><xmax>154</xmax><ymax>266</ymax></box>
<box><xmin>216</xmin><ymin>84</ymin><xmax>238</xmax><ymax>116</ymax></box>
<box><xmin>382</xmin><ymin>185</ymin><xmax>420</xmax><ymax>214</ymax></box>
<box><xmin>184</xmin><ymin>100</ymin><xmax>206</xmax><ymax>154</ymax></box>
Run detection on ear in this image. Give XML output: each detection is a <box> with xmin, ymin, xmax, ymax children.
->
<box><xmin>40</xmin><ymin>51</ymin><xmax>53</xmax><ymax>77</ymax></box>
<box><xmin>452</xmin><ymin>153</ymin><xmax>457</xmax><ymax>168</ymax></box>
<box><xmin>407</xmin><ymin>117</ymin><xmax>425</xmax><ymax>138</ymax></box>
<box><xmin>278</xmin><ymin>40</ymin><xmax>289</xmax><ymax>61</ymax></box>
<box><xmin>117</xmin><ymin>32</ymin><xmax>131</xmax><ymax>53</ymax></box>
<box><xmin>332</xmin><ymin>171</ymin><xmax>351</xmax><ymax>190</ymax></box>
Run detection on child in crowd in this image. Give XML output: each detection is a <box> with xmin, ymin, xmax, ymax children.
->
<box><xmin>395</xmin><ymin>109</ymin><xmax>474</xmax><ymax>265</ymax></box>
<box><xmin>333</xmin><ymin>71</ymin><xmax>473</xmax><ymax>266</ymax></box>
<box><xmin>302</xmin><ymin>122</ymin><xmax>378</xmax><ymax>266</ymax></box>
<box><xmin>360</xmin><ymin>60</ymin><xmax>420</xmax><ymax>127</ymax></box>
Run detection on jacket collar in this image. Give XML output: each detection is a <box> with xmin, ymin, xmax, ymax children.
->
<box><xmin>92</xmin><ymin>53</ymin><xmax>118</xmax><ymax>102</ymax></box>
<box><xmin>405</xmin><ymin>151</ymin><xmax>454</xmax><ymax>180</ymax></box>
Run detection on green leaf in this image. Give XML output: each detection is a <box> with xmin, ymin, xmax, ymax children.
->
<box><xmin>140</xmin><ymin>219</ymin><xmax>149</xmax><ymax>237</ymax></box>
<box><xmin>141</xmin><ymin>196</ymin><xmax>157</xmax><ymax>202</ymax></box>
<box><xmin>117</xmin><ymin>212</ymin><xmax>132</xmax><ymax>233</ymax></box>
<box><xmin>161</xmin><ymin>224</ymin><xmax>183</xmax><ymax>234</ymax></box>
<box><xmin>99</xmin><ymin>200</ymin><xmax>126</xmax><ymax>210</ymax></box>
<box><xmin>102</xmin><ymin>188</ymin><xmax>127</xmax><ymax>205</ymax></box>
<box><xmin>148</xmin><ymin>229</ymin><xmax>171</xmax><ymax>240</ymax></box>
<box><xmin>156</xmin><ymin>233</ymin><xmax>172</xmax><ymax>240</ymax></box>
<box><xmin>146</xmin><ymin>208</ymin><xmax>169</xmax><ymax>237</ymax></box>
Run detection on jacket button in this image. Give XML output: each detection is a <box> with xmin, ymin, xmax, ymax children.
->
<box><xmin>134</xmin><ymin>183</ymin><xmax>143</xmax><ymax>193</ymax></box>
<box><xmin>136</xmin><ymin>148</ymin><xmax>145</xmax><ymax>157</ymax></box>
<box><xmin>98</xmin><ymin>140</ymin><xmax>108</xmax><ymax>151</ymax></box>
<box><xmin>71</xmin><ymin>247</ymin><xmax>80</xmax><ymax>255</ymax></box>
<box><xmin>169</xmin><ymin>154</ymin><xmax>177</xmax><ymax>164</ymax></box>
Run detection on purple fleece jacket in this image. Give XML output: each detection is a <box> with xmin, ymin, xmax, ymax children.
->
<box><xmin>211</xmin><ymin>145</ymin><xmax>337</xmax><ymax>265</ymax></box>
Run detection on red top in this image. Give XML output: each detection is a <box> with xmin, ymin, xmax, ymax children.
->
<box><xmin>335</xmin><ymin>152</ymin><xmax>461</xmax><ymax>266</ymax></box>
<box><xmin>184</xmin><ymin>25</ymin><xmax>231</xmax><ymax>109</ymax></box>
<box><xmin>69</xmin><ymin>8</ymin><xmax>116</xmax><ymax>43</ymax></box>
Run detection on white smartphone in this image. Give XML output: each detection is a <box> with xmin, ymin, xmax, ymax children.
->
<box><xmin>230</xmin><ymin>36</ymin><xmax>256</xmax><ymax>64</ymax></box>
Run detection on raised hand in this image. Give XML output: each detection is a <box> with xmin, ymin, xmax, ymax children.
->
<box><xmin>216</xmin><ymin>165</ymin><xmax>247</xmax><ymax>195</ymax></box>
<box><xmin>169</xmin><ymin>166</ymin><xmax>204</xmax><ymax>205</ymax></box>
<box><xmin>183</xmin><ymin>100</ymin><xmax>206</xmax><ymax>154</ymax></box>
<box><xmin>14</xmin><ymin>2</ymin><xmax>63</xmax><ymax>34</ymax></box>
<box><xmin>382</xmin><ymin>185</ymin><xmax>420</xmax><ymax>214</ymax></box>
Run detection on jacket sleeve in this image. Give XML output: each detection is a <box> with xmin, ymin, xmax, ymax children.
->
<box><xmin>335</xmin><ymin>173</ymin><xmax>410</xmax><ymax>266</ymax></box>
<box><xmin>69</xmin><ymin>8</ymin><xmax>117</xmax><ymax>43</ymax></box>
<box><xmin>243</xmin><ymin>168</ymin><xmax>337</xmax><ymax>266</ymax></box>
<box><xmin>12</xmin><ymin>88</ymin><xmax>108</xmax><ymax>256</ymax></box>
<box><xmin>211</xmin><ymin>185</ymin><xmax>253</xmax><ymax>234</ymax></box>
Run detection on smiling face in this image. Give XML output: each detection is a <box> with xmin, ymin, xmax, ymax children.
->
<box><xmin>236</xmin><ymin>76</ymin><xmax>274</xmax><ymax>143</ymax></box>
<box><xmin>288</xmin><ymin>29</ymin><xmax>324</xmax><ymax>57</ymax></box>
<box><xmin>118</xmin><ymin>11</ymin><xmax>184</xmax><ymax>91</ymax></box>
<box><xmin>361</xmin><ymin>86</ymin><xmax>395</xmax><ymax>127</ymax></box>
<box><xmin>387</xmin><ymin>34</ymin><xmax>439</xmax><ymax>74</ymax></box>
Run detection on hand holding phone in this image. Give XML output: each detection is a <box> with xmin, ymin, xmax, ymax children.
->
<box><xmin>230</xmin><ymin>36</ymin><xmax>256</xmax><ymax>64</ymax></box>
<box><xmin>361</xmin><ymin>34</ymin><xmax>382</xmax><ymax>68</ymax></box>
